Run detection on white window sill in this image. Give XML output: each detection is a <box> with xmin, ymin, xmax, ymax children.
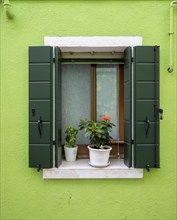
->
<box><xmin>43</xmin><ymin>159</ymin><xmax>143</xmax><ymax>179</ymax></box>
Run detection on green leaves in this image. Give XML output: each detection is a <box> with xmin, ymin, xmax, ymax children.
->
<box><xmin>78</xmin><ymin>118</ymin><xmax>115</xmax><ymax>148</ymax></box>
<box><xmin>65</xmin><ymin>126</ymin><xmax>78</xmax><ymax>148</ymax></box>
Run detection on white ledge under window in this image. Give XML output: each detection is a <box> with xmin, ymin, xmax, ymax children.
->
<box><xmin>43</xmin><ymin>159</ymin><xmax>143</xmax><ymax>179</ymax></box>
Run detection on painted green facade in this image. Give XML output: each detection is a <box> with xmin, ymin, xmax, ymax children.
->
<box><xmin>0</xmin><ymin>0</ymin><xmax>176</xmax><ymax>219</ymax></box>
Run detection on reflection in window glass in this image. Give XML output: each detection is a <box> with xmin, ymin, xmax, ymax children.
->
<box><xmin>61</xmin><ymin>64</ymin><xmax>90</xmax><ymax>144</ymax></box>
<box><xmin>96</xmin><ymin>65</ymin><xmax>119</xmax><ymax>140</ymax></box>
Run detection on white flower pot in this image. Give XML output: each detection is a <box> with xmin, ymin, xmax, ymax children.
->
<box><xmin>64</xmin><ymin>145</ymin><xmax>78</xmax><ymax>162</ymax></box>
<box><xmin>88</xmin><ymin>145</ymin><xmax>112</xmax><ymax>167</ymax></box>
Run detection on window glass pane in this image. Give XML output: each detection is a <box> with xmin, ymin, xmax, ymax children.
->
<box><xmin>96</xmin><ymin>64</ymin><xmax>119</xmax><ymax>140</ymax></box>
<box><xmin>61</xmin><ymin>64</ymin><xmax>90</xmax><ymax>144</ymax></box>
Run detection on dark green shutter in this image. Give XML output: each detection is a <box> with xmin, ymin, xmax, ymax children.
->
<box><xmin>133</xmin><ymin>46</ymin><xmax>160</xmax><ymax>169</ymax></box>
<box><xmin>55</xmin><ymin>47</ymin><xmax>62</xmax><ymax>168</ymax></box>
<box><xmin>29</xmin><ymin>46</ymin><xmax>53</xmax><ymax>169</ymax></box>
<box><xmin>124</xmin><ymin>47</ymin><xmax>132</xmax><ymax>167</ymax></box>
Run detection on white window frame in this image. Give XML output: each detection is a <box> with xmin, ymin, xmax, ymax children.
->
<box><xmin>44</xmin><ymin>36</ymin><xmax>142</xmax><ymax>53</ymax></box>
<box><xmin>43</xmin><ymin>36</ymin><xmax>143</xmax><ymax>179</ymax></box>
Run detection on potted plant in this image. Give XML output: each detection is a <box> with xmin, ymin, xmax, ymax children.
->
<box><xmin>79</xmin><ymin>116</ymin><xmax>115</xmax><ymax>167</ymax></box>
<box><xmin>64</xmin><ymin>126</ymin><xmax>78</xmax><ymax>162</ymax></box>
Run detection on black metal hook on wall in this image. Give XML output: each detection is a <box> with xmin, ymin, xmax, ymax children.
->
<box><xmin>158</xmin><ymin>109</ymin><xmax>163</xmax><ymax>120</ymax></box>
<box><xmin>155</xmin><ymin>107</ymin><xmax>164</xmax><ymax>120</ymax></box>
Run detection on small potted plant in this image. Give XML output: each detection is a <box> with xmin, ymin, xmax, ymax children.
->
<box><xmin>78</xmin><ymin>116</ymin><xmax>115</xmax><ymax>167</ymax></box>
<box><xmin>64</xmin><ymin>126</ymin><xmax>78</xmax><ymax>162</ymax></box>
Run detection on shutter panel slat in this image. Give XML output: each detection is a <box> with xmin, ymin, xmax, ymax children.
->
<box><xmin>134</xmin><ymin>47</ymin><xmax>159</xmax><ymax>63</ymax></box>
<box><xmin>29</xmin><ymin>123</ymin><xmax>51</xmax><ymax>143</ymax></box>
<box><xmin>136</xmin><ymin>123</ymin><xmax>156</xmax><ymax>143</ymax></box>
<box><xmin>29</xmin><ymin>46</ymin><xmax>53</xmax><ymax>169</ymax></box>
<box><xmin>29</xmin><ymin>64</ymin><xmax>51</xmax><ymax>81</ymax></box>
<box><xmin>29</xmin><ymin>145</ymin><xmax>52</xmax><ymax>168</ymax></box>
<box><xmin>29</xmin><ymin>101</ymin><xmax>50</xmax><ymax>122</ymax></box>
<box><xmin>29</xmin><ymin>47</ymin><xmax>52</xmax><ymax>63</ymax></box>
<box><xmin>136</xmin><ymin>100</ymin><xmax>157</xmax><ymax>121</ymax></box>
<box><xmin>134</xmin><ymin>46</ymin><xmax>160</xmax><ymax>168</ymax></box>
<box><xmin>29</xmin><ymin>83</ymin><xmax>51</xmax><ymax>99</ymax></box>
<box><xmin>136</xmin><ymin>83</ymin><xmax>158</xmax><ymax>99</ymax></box>
<box><xmin>124</xmin><ymin>47</ymin><xmax>132</xmax><ymax>167</ymax></box>
<box><xmin>135</xmin><ymin>145</ymin><xmax>156</xmax><ymax>167</ymax></box>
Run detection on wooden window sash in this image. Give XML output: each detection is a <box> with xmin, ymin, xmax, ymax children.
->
<box><xmin>90</xmin><ymin>64</ymin><xmax>97</xmax><ymax>121</ymax></box>
<box><xmin>62</xmin><ymin>64</ymin><xmax>124</xmax><ymax>159</ymax></box>
<box><xmin>91</xmin><ymin>64</ymin><xmax>124</xmax><ymax>141</ymax></box>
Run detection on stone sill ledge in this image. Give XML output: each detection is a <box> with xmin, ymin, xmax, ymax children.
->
<box><xmin>43</xmin><ymin>159</ymin><xmax>143</xmax><ymax>179</ymax></box>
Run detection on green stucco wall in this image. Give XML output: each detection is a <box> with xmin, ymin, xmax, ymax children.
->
<box><xmin>0</xmin><ymin>0</ymin><xmax>176</xmax><ymax>219</ymax></box>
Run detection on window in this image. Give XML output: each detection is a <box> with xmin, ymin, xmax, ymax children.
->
<box><xmin>61</xmin><ymin>63</ymin><xmax>123</xmax><ymax>159</ymax></box>
<box><xmin>29</xmin><ymin>37</ymin><xmax>161</xmax><ymax>178</ymax></box>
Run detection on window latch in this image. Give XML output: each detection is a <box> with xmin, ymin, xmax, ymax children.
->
<box><xmin>37</xmin><ymin>117</ymin><xmax>43</xmax><ymax>138</ymax></box>
<box><xmin>145</xmin><ymin>117</ymin><xmax>150</xmax><ymax>136</ymax></box>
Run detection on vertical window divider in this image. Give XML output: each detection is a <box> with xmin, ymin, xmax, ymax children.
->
<box><xmin>90</xmin><ymin>64</ymin><xmax>97</xmax><ymax>121</ymax></box>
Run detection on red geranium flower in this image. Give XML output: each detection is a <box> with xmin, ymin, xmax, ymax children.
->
<box><xmin>101</xmin><ymin>115</ymin><xmax>111</xmax><ymax>121</ymax></box>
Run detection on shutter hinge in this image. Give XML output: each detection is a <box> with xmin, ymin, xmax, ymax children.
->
<box><xmin>131</xmin><ymin>140</ymin><xmax>134</xmax><ymax>144</ymax></box>
<box><xmin>146</xmin><ymin>164</ymin><xmax>150</xmax><ymax>172</ymax></box>
<box><xmin>53</xmin><ymin>58</ymin><xmax>55</xmax><ymax>62</ymax></box>
<box><xmin>154</xmin><ymin>45</ymin><xmax>160</xmax><ymax>51</ymax></box>
<box><xmin>36</xmin><ymin>164</ymin><xmax>41</xmax><ymax>172</ymax></box>
<box><xmin>155</xmin><ymin>163</ymin><xmax>160</xmax><ymax>168</ymax></box>
<box><xmin>53</xmin><ymin>140</ymin><xmax>56</xmax><ymax>145</ymax></box>
<box><xmin>131</xmin><ymin>57</ymin><xmax>134</xmax><ymax>62</ymax></box>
